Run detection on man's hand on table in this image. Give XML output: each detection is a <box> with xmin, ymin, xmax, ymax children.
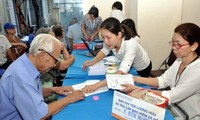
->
<box><xmin>51</xmin><ymin>86</ymin><xmax>74</xmax><ymax>95</ymax></box>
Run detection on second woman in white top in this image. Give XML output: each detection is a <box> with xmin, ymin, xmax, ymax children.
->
<box><xmin>82</xmin><ymin>17</ymin><xmax>151</xmax><ymax>77</ymax></box>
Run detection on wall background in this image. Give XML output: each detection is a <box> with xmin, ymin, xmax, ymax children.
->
<box><xmin>1</xmin><ymin>0</ymin><xmax>200</xmax><ymax>70</ymax></box>
<box><xmin>83</xmin><ymin>0</ymin><xmax>200</xmax><ymax>70</ymax></box>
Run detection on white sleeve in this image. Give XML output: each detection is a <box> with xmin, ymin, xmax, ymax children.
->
<box><xmin>101</xmin><ymin>44</ymin><xmax>111</xmax><ymax>55</ymax></box>
<box><xmin>67</xmin><ymin>27</ymin><xmax>72</xmax><ymax>39</ymax></box>
<box><xmin>4</xmin><ymin>36</ymin><xmax>12</xmax><ymax>49</ymax></box>
<box><xmin>160</xmin><ymin>59</ymin><xmax>200</xmax><ymax>104</ymax></box>
<box><xmin>118</xmin><ymin>40</ymin><xmax>137</xmax><ymax>72</ymax></box>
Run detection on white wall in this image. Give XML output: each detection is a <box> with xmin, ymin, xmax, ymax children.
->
<box><xmin>182</xmin><ymin>0</ymin><xmax>200</xmax><ymax>26</ymax></box>
<box><xmin>124</xmin><ymin>0</ymin><xmax>138</xmax><ymax>27</ymax></box>
<box><xmin>137</xmin><ymin>0</ymin><xmax>183</xmax><ymax>70</ymax></box>
<box><xmin>83</xmin><ymin>0</ymin><xmax>200</xmax><ymax>70</ymax></box>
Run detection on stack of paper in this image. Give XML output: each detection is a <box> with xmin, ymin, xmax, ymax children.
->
<box><xmin>88</xmin><ymin>61</ymin><xmax>106</xmax><ymax>76</ymax></box>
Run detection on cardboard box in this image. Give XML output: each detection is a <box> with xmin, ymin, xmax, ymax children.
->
<box><xmin>112</xmin><ymin>91</ymin><xmax>166</xmax><ymax>120</ymax></box>
<box><xmin>73</xmin><ymin>43</ymin><xmax>87</xmax><ymax>50</ymax></box>
<box><xmin>129</xmin><ymin>89</ymin><xmax>168</xmax><ymax>108</ymax></box>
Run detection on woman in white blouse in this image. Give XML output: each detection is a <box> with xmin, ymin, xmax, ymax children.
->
<box><xmin>82</xmin><ymin>17</ymin><xmax>151</xmax><ymax>94</ymax></box>
<box><xmin>121</xmin><ymin>23</ymin><xmax>200</xmax><ymax>120</ymax></box>
<box><xmin>82</xmin><ymin>17</ymin><xmax>151</xmax><ymax>77</ymax></box>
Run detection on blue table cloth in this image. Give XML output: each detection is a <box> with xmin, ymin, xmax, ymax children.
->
<box><xmin>52</xmin><ymin>41</ymin><xmax>175</xmax><ymax>120</ymax></box>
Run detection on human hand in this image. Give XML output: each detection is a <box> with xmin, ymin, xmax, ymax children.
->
<box><xmin>67</xmin><ymin>90</ymin><xmax>85</xmax><ymax>103</ymax></box>
<box><xmin>90</xmin><ymin>36</ymin><xmax>94</xmax><ymax>41</ymax></box>
<box><xmin>120</xmin><ymin>84</ymin><xmax>140</xmax><ymax>93</ymax></box>
<box><xmin>70</xmin><ymin>55</ymin><xmax>75</xmax><ymax>59</ymax></box>
<box><xmin>52</xmin><ymin>86</ymin><xmax>74</xmax><ymax>95</ymax></box>
<box><xmin>82</xmin><ymin>60</ymin><xmax>95</xmax><ymax>70</ymax></box>
<box><xmin>115</xmin><ymin>70</ymin><xmax>124</xmax><ymax>74</ymax></box>
<box><xmin>85</xmin><ymin>35</ymin><xmax>91</xmax><ymax>41</ymax></box>
<box><xmin>81</xmin><ymin>84</ymin><xmax>99</xmax><ymax>93</ymax></box>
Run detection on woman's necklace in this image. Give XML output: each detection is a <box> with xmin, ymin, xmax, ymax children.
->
<box><xmin>174</xmin><ymin>55</ymin><xmax>199</xmax><ymax>87</ymax></box>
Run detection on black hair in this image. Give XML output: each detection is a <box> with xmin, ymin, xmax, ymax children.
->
<box><xmin>69</xmin><ymin>17</ymin><xmax>78</xmax><ymax>26</ymax></box>
<box><xmin>175</xmin><ymin>23</ymin><xmax>200</xmax><ymax>56</ymax></box>
<box><xmin>100</xmin><ymin>17</ymin><xmax>133</xmax><ymax>40</ymax></box>
<box><xmin>112</xmin><ymin>1</ymin><xmax>123</xmax><ymax>11</ymax></box>
<box><xmin>88</xmin><ymin>6</ymin><xmax>99</xmax><ymax>18</ymax></box>
<box><xmin>52</xmin><ymin>25</ymin><xmax>63</xmax><ymax>37</ymax></box>
<box><xmin>121</xmin><ymin>18</ymin><xmax>139</xmax><ymax>38</ymax></box>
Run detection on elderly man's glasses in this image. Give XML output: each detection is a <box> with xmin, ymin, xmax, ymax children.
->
<box><xmin>38</xmin><ymin>49</ymin><xmax>60</xmax><ymax>65</ymax></box>
<box><xmin>169</xmin><ymin>41</ymin><xmax>189</xmax><ymax>49</ymax></box>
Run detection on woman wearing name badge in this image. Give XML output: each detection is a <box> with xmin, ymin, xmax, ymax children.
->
<box><xmin>121</xmin><ymin>23</ymin><xmax>200</xmax><ymax>120</ymax></box>
<box><xmin>82</xmin><ymin>17</ymin><xmax>151</xmax><ymax>92</ymax></box>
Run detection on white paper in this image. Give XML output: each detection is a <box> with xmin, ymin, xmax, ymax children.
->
<box><xmin>72</xmin><ymin>80</ymin><xmax>108</xmax><ymax>96</ymax></box>
<box><xmin>21</xmin><ymin>36</ymin><xmax>29</xmax><ymax>42</ymax></box>
<box><xmin>106</xmin><ymin>74</ymin><xmax>134</xmax><ymax>90</ymax></box>
<box><xmin>88</xmin><ymin>61</ymin><xmax>106</xmax><ymax>76</ymax></box>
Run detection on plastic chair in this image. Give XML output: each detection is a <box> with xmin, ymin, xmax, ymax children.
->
<box><xmin>150</xmin><ymin>50</ymin><xmax>176</xmax><ymax>77</ymax></box>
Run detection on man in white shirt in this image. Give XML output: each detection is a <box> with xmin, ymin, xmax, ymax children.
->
<box><xmin>110</xmin><ymin>1</ymin><xmax>126</xmax><ymax>22</ymax></box>
<box><xmin>67</xmin><ymin>17</ymin><xmax>83</xmax><ymax>53</ymax></box>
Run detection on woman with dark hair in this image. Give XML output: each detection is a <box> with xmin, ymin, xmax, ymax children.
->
<box><xmin>81</xmin><ymin>6</ymin><xmax>102</xmax><ymax>41</ymax></box>
<box><xmin>121</xmin><ymin>18</ymin><xmax>140</xmax><ymax>43</ymax></box>
<box><xmin>81</xmin><ymin>17</ymin><xmax>151</xmax><ymax>92</ymax></box>
<box><xmin>120</xmin><ymin>23</ymin><xmax>200</xmax><ymax>120</ymax></box>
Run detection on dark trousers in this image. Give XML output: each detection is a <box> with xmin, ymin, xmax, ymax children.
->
<box><xmin>137</xmin><ymin>61</ymin><xmax>152</xmax><ymax>77</ymax></box>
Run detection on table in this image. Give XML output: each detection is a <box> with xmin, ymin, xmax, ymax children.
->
<box><xmin>52</xmin><ymin>42</ymin><xmax>175</xmax><ymax>120</ymax></box>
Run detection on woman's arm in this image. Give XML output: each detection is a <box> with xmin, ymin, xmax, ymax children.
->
<box><xmin>117</xmin><ymin>39</ymin><xmax>137</xmax><ymax>73</ymax></box>
<box><xmin>134</xmin><ymin>76</ymin><xmax>159</xmax><ymax>87</ymax></box>
<box><xmin>81</xmin><ymin>22</ymin><xmax>90</xmax><ymax>40</ymax></box>
<box><xmin>55</xmin><ymin>43</ymin><xmax>75</xmax><ymax>70</ymax></box>
<box><xmin>82</xmin><ymin>80</ymin><xmax>107</xmax><ymax>93</ymax></box>
<box><xmin>82</xmin><ymin>51</ymin><xmax>106</xmax><ymax>70</ymax></box>
<box><xmin>90</xmin><ymin>26</ymin><xmax>100</xmax><ymax>41</ymax></box>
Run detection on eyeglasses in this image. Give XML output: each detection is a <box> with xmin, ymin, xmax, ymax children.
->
<box><xmin>168</xmin><ymin>41</ymin><xmax>189</xmax><ymax>49</ymax></box>
<box><xmin>38</xmin><ymin>49</ymin><xmax>60</xmax><ymax>66</ymax></box>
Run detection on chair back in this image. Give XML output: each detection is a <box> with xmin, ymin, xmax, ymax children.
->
<box><xmin>167</xmin><ymin>50</ymin><xmax>176</xmax><ymax>67</ymax></box>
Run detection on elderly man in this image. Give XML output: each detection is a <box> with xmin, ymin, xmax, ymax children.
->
<box><xmin>0</xmin><ymin>34</ymin><xmax>85</xmax><ymax>120</ymax></box>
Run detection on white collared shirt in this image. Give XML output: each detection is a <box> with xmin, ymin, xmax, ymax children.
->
<box><xmin>101</xmin><ymin>36</ymin><xmax>150</xmax><ymax>72</ymax></box>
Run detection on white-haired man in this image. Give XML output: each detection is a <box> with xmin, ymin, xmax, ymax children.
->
<box><xmin>0</xmin><ymin>34</ymin><xmax>85</xmax><ymax>120</ymax></box>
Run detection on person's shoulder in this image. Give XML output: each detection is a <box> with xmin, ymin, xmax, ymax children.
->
<box><xmin>97</xmin><ymin>16</ymin><xmax>102</xmax><ymax>20</ymax></box>
<box><xmin>125</xmin><ymin>37</ymin><xmax>138</xmax><ymax>43</ymax></box>
<box><xmin>82</xmin><ymin>14</ymin><xmax>90</xmax><ymax>20</ymax></box>
<box><xmin>0</xmin><ymin>34</ymin><xmax>9</xmax><ymax>42</ymax></box>
<box><xmin>133</xmin><ymin>36</ymin><xmax>141</xmax><ymax>41</ymax></box>
<box><xmin>68</xmin><ymin>23</ymin><xmax>81</xmax><ymax>31</ymax></box>
<box><xmin>0</xmin><ymin>34</ymin><xmax>6</xmax><ymax>38</ymax></box>
<box><xmin>110</xmin><ymin>9</ymin><xmax>122</xmax><ymax>15</ymax></box>
<box><xmin>95</xmin><ymin>16</ymin><xmax>102</xmax><ymax>23</ymax></box>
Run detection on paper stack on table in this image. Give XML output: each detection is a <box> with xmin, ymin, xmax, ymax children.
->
<box><xmin>88</xmin><ymin>61</ymin><xmax>106</xmax><ymax>76</ymax></box>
